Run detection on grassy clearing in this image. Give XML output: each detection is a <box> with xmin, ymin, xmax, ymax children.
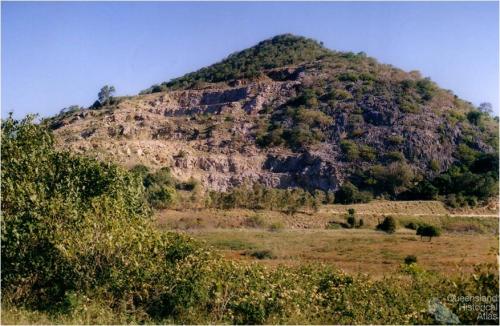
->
<box><xmin>181</xmin><ymin>228</ymin><xmax>498</xmax><ymax>277</ymax></box>
<box><xmin>156</xmin><ymin>203</ymin><xmax>498</xmax><ymax>278</ymax></box>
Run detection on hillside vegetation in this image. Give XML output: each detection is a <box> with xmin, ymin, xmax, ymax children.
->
<box><xmin>49</xmin><ymin>34</ymin><xmax>498</xmax><ymax>209</ymax></box>
<box><xmin>141</xmin><ymin>34</ymin><xmax>332</xmax><ymax>92</ymax></box>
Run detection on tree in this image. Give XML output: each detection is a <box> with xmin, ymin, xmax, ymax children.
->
<box><xmin>376</xmin><ymin>216</ymin><xmax>397</xmax><ymax>234</ymax></box>
<box><xmin>370</xmin><ymin>163</ymin><xmax>415</xmax><ymax>197</ymax></box>
<box><xmin>346</xmin><ymin>215</ymin><xmax>356</xmax><ymax>228</ymax></box>
<box><xmin>335</xmin><ymin>182</ymin><xmax>372</xmax><ymax>204</ymax></box>
<box><xmin>97</xmin><ymin>85</ymin><xmax>116</xmax><ymax>106</ymax></box>
<box><xmin>478</xmin><ymin>102</ymin><xmax>493</xmax><ymax>115</ymax></box>
<box><xmin>467</xmin><ymin>111</ymin><xmax>482</xmax><ymax>126</ymax></box>
<box><xmin>416</xmin><ymin>224</ymin><xmax>441</xmax><ymax>241</ymax></box>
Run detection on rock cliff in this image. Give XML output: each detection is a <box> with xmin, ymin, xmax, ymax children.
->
<box><xmin>49</xmin><ymin>34</ymin><xmax>498</xmax><ymax>192</ymax></box>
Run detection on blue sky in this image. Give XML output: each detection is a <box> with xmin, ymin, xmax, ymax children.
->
<box><xmin>2</xmin><ymin>1</ymin><xmax>499</xmax><ymax>119</ymax></box>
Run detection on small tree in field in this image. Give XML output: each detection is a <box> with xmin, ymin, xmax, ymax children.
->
<box><xmin>346</xmin><ymin>215</ymin><xmax>356</xmax><ymax>228</ymax></box>
<box><xmin>376</xmin><ymin>216</ymin><xmax>397</xmax><ymax>234</ymax></box>
<box><xmin>346</xmin><ymin>208</ymin><xmax>358</xmax><ymax>228</ymax></box>
<box><xmin>416</xmin><ymin>225</ymin><xmax>441</xmax><ymax>241</ymax></box>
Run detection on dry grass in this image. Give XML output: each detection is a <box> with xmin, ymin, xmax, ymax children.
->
<box><xmin>185</xmin><ymin>228</ymin><xmax>498</xmax><ymax>277</ymax></box>
<box><xmin>156</xmin><ymin>204</ymin><xmax>498</xmax><ymax>233</ymax></box>
<box><xmin>155</xmin><ymin>202</ymin><xmax>499</xmax><ymax>278</ymax></box>
<box><xmin>322</xmin><ymin>200</ymin><xmax>450</xmax><ymax>216</ymax></box>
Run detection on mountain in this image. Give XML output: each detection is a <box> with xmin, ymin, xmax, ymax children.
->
<box><xmin>48</xmin><ymin>34</ymin><xmax>498</xmax><ymax>200</ymax></box>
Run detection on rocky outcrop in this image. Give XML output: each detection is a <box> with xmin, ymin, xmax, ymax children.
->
<box><xmin>50</xmin><ymin>47</ymin><xmax>495</xmax><ymax>192</ymax></box>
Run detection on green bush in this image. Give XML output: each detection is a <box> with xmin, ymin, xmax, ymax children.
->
<box><xmin>327</xmin><ymin>88</ymin><xmax>352</xmax><ymax>101</ymax></box>
<box><xmin>376</xmin><ymin>216</ymin><xmax>397</xmax><ymax>234</ymax></box>
<box><xmin>369</xmin><ymin>162</ymin><xmax>415</xmax><ymax>197</ymax></box>
<box><xmin>1</xmin><ymin>116</ymin><xmax>218</xmax><ymax>320</ymax></box>
<box><xmin>387</xmin><ymin>135</ymin><xmax>404</xmax><ymax>145</ymax></box>
<box><xmin>467</xmin><ymin>110</ymin><xmax>483</xmax><ymax>126</ymax></box>
<box><xmin>346</xmin><ymin>215</ymin><xmax>356</xmax><ymax>228</ymax></box>
<box><xmin>340</xmin><ymin>140</ymin><xmax>359</xmax><ymax>161</ymax></box>
<box><xmin>335</xmin><ymin>182</ymin><xmax>372</xmax><ymax>204</ymax></box>
<box><xmin>359</xmin><ymin>145</ymin><xmax>377</xmax><ymax>161</ymax></box>
<box><xmin>404</xmin><ymin>255</ymin><xmax>418</xmax><ymax>265</ymax></box>
<box><xmin>416</xmin><ymin>224</ymin><xmax>441</xmax><ymax>241</ymax></box>
<box><xmin>385</xmin><ymin>151</ymin><xmax>405</xmax><ymax>162</ymax></box>
<box><xmin>148</xmin><ymin>184</ymin><xmax>177</xmax><ymax>209</ymax></box>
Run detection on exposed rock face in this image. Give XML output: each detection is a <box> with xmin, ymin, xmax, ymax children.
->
<box><xmin>53</xmin><ymin>76</ymin><xmax>305</xmax><ymax>191</ymax></box>
<box><xmin>50</xmin><ymin>38</ymin><xmax>495</xmax><ymax>192</ymax></box>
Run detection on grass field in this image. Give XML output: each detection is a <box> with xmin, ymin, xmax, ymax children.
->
<box><xmin>156</xmin><ymin>200</ymin><xmax>499</xmax><ymax>277</ymax></box>
<box><xmin>186</xmin><ymin>229</ymin><xmax>498</xmax><ymax>276</ymax></box>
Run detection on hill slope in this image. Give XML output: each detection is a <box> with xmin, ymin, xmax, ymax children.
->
<box><xmin>49</xmin><ymin>34</ymin><xmax>498</xmax><ymax>199</ymax></box>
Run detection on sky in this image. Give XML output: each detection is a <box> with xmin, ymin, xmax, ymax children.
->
<box><xmin>2</xmin><ymin>1</ymin><xmax>499</xmax><ymax>119</ymax></box>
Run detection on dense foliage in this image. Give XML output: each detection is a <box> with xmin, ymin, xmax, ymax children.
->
<box><xmin>402</xmin><ymin>152</ymin><xmax>499</xmax><ymax>207</ymax></box>
<box><xmin>141</xmin><ymin>34</ymin><xmax>331</xmax><ymax>93</ymax></box>
<box><xmin>206</xmin><ymin>183</ymin><xmax>333</xmax><ymax>214</ymax></box>
<box><xmin>416</xmin><ymin>224</ymin><xmax>442</xmax><ymax>241</ymax></box>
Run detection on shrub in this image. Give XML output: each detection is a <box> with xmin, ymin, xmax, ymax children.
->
<box><xmin>359</xmin><ymin>145</ymin><xmax>377</xmax><ymax>161</ymax></box>
<box><xmin>148</xmin><ymin>185</ymin><xmax>177</xmax><ymax>209</ymax></box>
<box><xmin>385</xmin><ymin>151</ymin><xmax>405</xmax><ymax>162</ymax></box>
<box><xmin>404</xmin><ymin>255</ymin><xmax>418</xmax><ymax>265</ymax></box>
<box><xmin>327</xmin><ymin>88</ymin><xmax>352</xmax><ymax>101</ymax></box>
<box><xmin>335</xmin><ymin>182</ymin><xmax>372</xmax><ymax>204</ymax></box>
<box><xmin>130</xmin><ymin>164</ymin><xmax>150</xmax><ymax>177</ymax></box>
<box><xmin>399</xmin><ymin>97</ymin><xmax>421</xmax><ymax>113</ymax></box>
<box><xmin>340</xmin><ymin>140</ymin><xmax>359</xmax><ymax>161</ymax></box>
<box><xmin>467</xmin><ymin>110</ymin><xmax>483</xmax><ymax>126</ymax></box>
<box><xmin>387</xmin><ymin>135</ymin><xmax>404</xmax><ymax>145</ymax></box>
<box><xmin>346</xmin><ymin>215</ymin><xmax>356</xmax><ymax>228</ymax></box>
<box><xmin>346</xmin><ymin>208</ymin><xmax>361</xmax><ymax>228</ymax></box>
<box><xmin>245</xmin><ymin>249</ymin><xmax>276</xmax><ymax>260</ymax></box>
<box><xmin>295</xmin><ymin>108</ymin><xmax>333</xmax><ymax>127</ymax></box>
<box><xmin>369</xmin><ymin>162</ymin><xmax>415</xmax><ymax>196</ymax></box>
<box><xmin>444</xmin><ymin>193</ymin><xmax>467</xmax><ymax>208</ymax></box>
<box><xmin>416</xmin><ymin>78</ymin><xmax>437</xmax><ymax>101</ymax></box>
<box><xmin>1</xmin><ymin>114</ymin><xmax>172</xmax><ymax>309</ymax></box>
<box><xmin>416</xmin><ymin>224</ymin><xmax>441</xmax><ymax>241</ymax></box>
<box><xmin>376</xmin><ymin>216</ymin><xmax>397</xmax><ymax>234</ymax></box>
<box><xmin>325</xmin><ymin>191</ymin><xmax>335</xmax><ymax>204</ymax></box>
